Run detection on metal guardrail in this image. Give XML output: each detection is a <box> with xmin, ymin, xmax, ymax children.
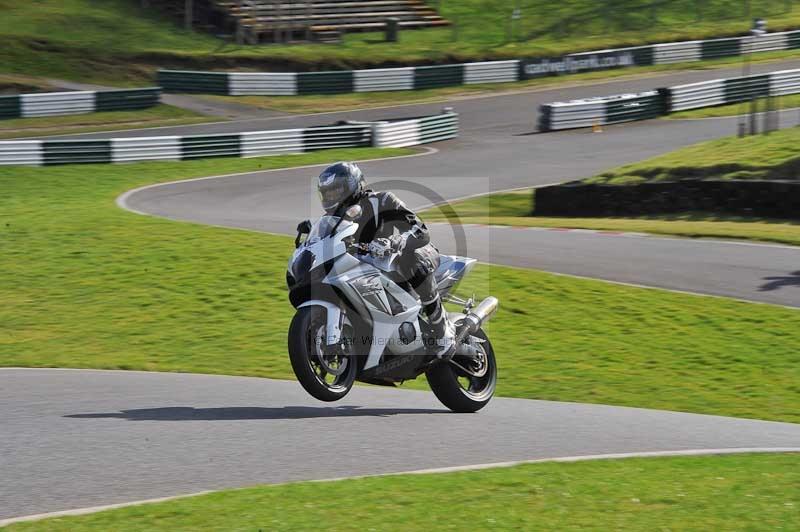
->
<box><xmin>161</xmin><ymin>64</ymin><xmax>518</xmax><ymax>95</ymax></box>
<box><xmin>539</xmin><ymin>68</ymin><xmax>800</xmax><ymax>131</ymax></box>
<box><xmin>0</xmin><ymin>88</ymin><xmax>161</xmax><ymax>120</ymax></box>
<box><xmin>0</xmin><ymin>111</ymin><xmax>458</xmax><ymax>166</ymax></box>
<box><xmin>770</xmin><ymin>69</ymin><xmax>800</xmax><ymax>97</ymax></box>
<box><xmin>666</xmin><ymin>69</ymin><xmax>800</xmax><ymax>111</ymax></box>
<box><xmin>371</xmin><ymin>112</ymin><xmax>459</xmax><ymax>147</ymax></box>
<box><xmin>666</xmin><ymin>79</ymin><xmax>726</xmax><ymax>112</ymax></box>
<box><xmin>539</xmin><ymin>92</ymin><xmax>663</xmax><ymax>131</ymax></box>
<box><xmin>157</xmin><ymin>29</ymin><xmax>800</xmax><ymax>96</ymax></box>
<box><xmin>354</xmin><ymin>68</ymin><xmax>415</xmax><ymax>92</ymax></box>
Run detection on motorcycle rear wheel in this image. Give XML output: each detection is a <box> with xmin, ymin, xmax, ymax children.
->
<box><xmin>426</xmin><ymin>327</ymin><xmax>497</xmax><ymax>413</ymax></box>
<box><xmin>288</xmin><ymin>306</ymin><xmax>356</xmax><ymax>402</ymax></box>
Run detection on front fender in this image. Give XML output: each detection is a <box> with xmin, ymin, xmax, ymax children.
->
<box><xmin>298</xmin><ymin>300</ymin><xmax>342</xmax><ymax>346</ymax></box>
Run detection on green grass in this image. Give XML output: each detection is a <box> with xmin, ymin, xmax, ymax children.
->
<box><xmin>7</xmin><ymin>453</ymin><xmax>800</xmax><ymax>531</ymax></box>
<box><xmin>2</xmin><ymin>155</ymin><xmax>800</xmax><ymax>423</ymax></box>
<box><xmin>0</xmin><ymin>104</ymin><xmax>214</xmax><ymax>139</ymax></box>
<box><xmin>421</xmin><ymin>189</ymin><xmax>800</xmax><ymax>246</ymax></box>
<box><xmin>669</xmin><ymin>93</ymin><xmax>800</xmax><ymax>119</ymax></box>
<box><xmin>1</xmin><ymin>0</ymin><xmax>800</xmax><ymax>84</ymax></box>
<box><xmin>422</xmin><ymin>128</ymin><xmax>800</xmax><ymax>245</ymax></box>
<box><xmin>589</xmin><ymin>125</ymin><xmax>800</xmax><ymax>184</ymax></box>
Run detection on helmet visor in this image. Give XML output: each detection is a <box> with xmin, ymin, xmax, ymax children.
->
<box><xmin>318</xmin><ymin>181</ymin><xmax>348</xmax><ymax>212</ymax></box>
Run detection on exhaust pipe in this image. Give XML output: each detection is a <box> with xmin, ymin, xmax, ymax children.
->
<box><xmin>454</xmin><ymin>296</ymin><xmax>499</xmax><ymax>346</ymax></box>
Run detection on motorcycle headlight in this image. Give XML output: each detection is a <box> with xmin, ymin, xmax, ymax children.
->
<box><xmin>291</xmin><ymin>250</ymin><xmax>316</xmax><ymax>282</ymax></box>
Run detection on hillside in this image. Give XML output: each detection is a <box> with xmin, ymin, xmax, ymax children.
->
<box><xmin>1</xmin><ymin>0</ymin><xmax>799</xmax><ymax>84</ymax></box>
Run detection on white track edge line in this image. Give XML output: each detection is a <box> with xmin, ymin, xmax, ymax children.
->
<box><xmin>115</xmin><ymin>146</ymin><xmax>438</xmax><ymax>215</ymax></box>
<box><xmin>2</xmin><ymin>447</ymin><xmax>798</xmax><ymax>527</ymax></box>
<box><xmin>477</xmin><ymin>259</ymin><xmax>800</xmax><ymax>311</ymax></box>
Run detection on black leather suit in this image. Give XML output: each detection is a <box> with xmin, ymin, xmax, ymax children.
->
<box><xmin>347</xmin><ymin>190</ymin><xmax>447</xmax><ymax>339</ymax></box>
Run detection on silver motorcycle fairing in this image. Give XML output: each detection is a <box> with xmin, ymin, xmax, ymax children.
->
<box><xmin>289</xmin><ymin>219</ymin><xmax>358</xmax><ymax>272</ymax></box>
<box><xmin>435</xmin><ymin>256</ymin><xmax>477</xmax><ymax>297</ymax></box>
<box><xmin>289</xmin><ymin>218</ymin><xmax>359</xmax><ymax>347</ymax></box>
<box><xmin>324</xmin><ymin>260</ymin><xmax>425</xmax><ymax>370</ymax></box>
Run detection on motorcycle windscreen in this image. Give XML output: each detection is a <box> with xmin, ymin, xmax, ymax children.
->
<box><xmin>306</xmin><ymin>216</ymin><xmax>341</xmax><ymax>244</ymax></box>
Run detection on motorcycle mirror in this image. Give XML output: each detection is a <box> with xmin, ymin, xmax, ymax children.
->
<box><xmin>344</xmin><ymin>204</ymin><xmax>362</xmax><ymax>220</ymax></box>
<box><xmin>295</xmin><ymin>219</ymin><xmax>312</xmax><ymax>248</ymax></box>
<box><xmin>297</xmin><ymin>219</ymin><xmax>312</xmax><ymax>234</ymax></box>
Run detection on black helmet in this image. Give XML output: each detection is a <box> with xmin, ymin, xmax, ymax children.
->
<box><xmin>317</xmin><ymin>162</ymin><xmax>366</xmax><ymax>214</ymax></box>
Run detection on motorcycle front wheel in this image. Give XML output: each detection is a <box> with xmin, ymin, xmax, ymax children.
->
<box><xmin>288</xmin><ymin>306</ymin><xmax>357</xmax><ymax>402</ymax></box>
<box><xmin>426</xmin><ymin>327</ymin><xmax>497</xmax><ymax>413</ymax></box>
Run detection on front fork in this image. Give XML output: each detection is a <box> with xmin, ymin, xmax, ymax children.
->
<box><xmin>297</xmin><ymin>300</ymin><xmax>343</xmax><ymax>346</ymax></box>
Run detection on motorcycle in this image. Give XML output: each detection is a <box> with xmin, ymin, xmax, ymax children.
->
<box><xmin>285</xmin><ymin>204</ymin><xmax>499</xmax><ymax>413</ymax></box>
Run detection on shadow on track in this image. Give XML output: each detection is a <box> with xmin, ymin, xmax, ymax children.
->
<box><xmin>759</xmin><ymin>270</ymin><xmax>800</xmax><ymax>292</ymax></box>
<box><xmin>65</xmin><ymin>405</ymin><xmax>448</xmax><ymax>421</ymax></box>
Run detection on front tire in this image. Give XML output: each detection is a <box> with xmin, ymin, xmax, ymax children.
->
<box><xmin>288</xmin><ymin>306</ymin><xmax>356</xmax><ymax>402</ymax></box>
<box><xmin>426</xmin><ymin>327</ymin><xmax>497</xmax><ymax>413</ymax></box>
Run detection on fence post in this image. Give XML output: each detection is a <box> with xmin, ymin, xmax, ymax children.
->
<box><xmin>275</xmin><ymin>0</ymin><xmax>283</xmax><ymax>43</ymax></box>
<box><xmin>185</xmin><ymin>0</ymin><xmax>193</xmax><ymax>30</ymax></box>
<box><xmin>306</xmin><ymin>2</ymin><xmax>313</xmax><ymax>42</ymax></box>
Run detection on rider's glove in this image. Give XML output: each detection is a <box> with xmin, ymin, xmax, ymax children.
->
<box><xmin>389</xmin><ymin>232</ymin><xmax>409</xmax><ymax>253</ymax></box>
<box><xmin>368</xmin><ymin>238</ymin><xmax>393</xmax><ymax>258</ymax></box>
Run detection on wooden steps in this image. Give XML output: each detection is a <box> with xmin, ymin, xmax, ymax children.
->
<box><xmin>209</xmin><ymin>0</ymin><xmax>449</xmax><ymax>43</ymax></box>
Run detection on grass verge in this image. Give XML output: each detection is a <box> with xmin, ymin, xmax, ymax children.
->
<box><xmin>668</xmin><ymin>93</ymin><xmax>800</xmax><ymax>119</ymax></box>
<box><xmin>588</xmin><ymin>126</ymin><xmax>800</xmax><ymax>185</ymax></box>
<box><xmin>6</xmin><ymin>453</ymin><xmax>800</xmax><ymax>531</ymax></box>
<box><xmin>0</xmin><ymin>105</ymin><xmax>214</xmax><ymax>139</ymax></box>
<box><xmin>421</xmin><ymin>126</ymin><xmax>800</xmax><ymax>245</ymax></box>
<box><xmin>2</xmin><ymin>154</ymin><xmax>800</xmax><ymax>422</ymax></box>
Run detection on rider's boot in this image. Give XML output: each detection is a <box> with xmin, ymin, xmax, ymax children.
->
<box><xmin>431</xmin><ymin>313</ymin><xmax>457</xmax><ymax>360</ymax></box>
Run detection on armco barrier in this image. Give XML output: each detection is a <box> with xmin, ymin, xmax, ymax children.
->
<box><xmin>0</xmin><ymin>111</ymin><xmax>458</xmax><ymax>166</ymax></box>
<box><xmin>540</xmin><ymin>68</ymin><xmax>800</xmax><ymax>131</ymax></box>
<box><xmin>770</xmin><ymin>69</ymin><xmax>800</xmax><ymax>96</ymax></box>
<box><xmin>538</xmin><ymin>91</ymin><xmax>663</xmax><ymax>132</ymax></box>
<box><xmin>371</xmin><ymin>112</ymin><xmax>459</xmax><ymax>148</ymax></box>
<box><xmin>354</xmin><ymin>68</ymin><xmax>415</xmax><ymax>92</ymax></box>
<box><xmin>229</xmin><ymin>73</ymin><xmax>296</xmax><ymax>96</ymax></box>
<box><xmin>157</xmin><ymin>29</ymin><xmax>800</xmax><ymax>96</ymax></box>
<box><xmin>666</xmin><ymin>68</ymin><xmax>800</xmax><ymax>111</ymax></box>
<box><xmin>665</xmin><ymin>79</ymin><xmax>726</xmax><ymax>111</ymax></box>
<box><xmin>0</xmin><ymin>88</ymin><xmax>161</xmax><ymax>120</ymax></box>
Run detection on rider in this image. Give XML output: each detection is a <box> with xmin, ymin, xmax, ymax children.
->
<box><xmin>316</xmin><ymin>161</ymin><xmax>456</xmax><ymax>358</ymax></box>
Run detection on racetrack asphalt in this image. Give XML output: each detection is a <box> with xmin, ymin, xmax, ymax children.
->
<box><xmin>116</xmin><ymin>59</ymin><xmax>800</xmax><ymax>307</ymax></box>
<box><xmin>2</xmin><ymin>368</ymin><xmax>800</xmax><ymax>521</ymax></box>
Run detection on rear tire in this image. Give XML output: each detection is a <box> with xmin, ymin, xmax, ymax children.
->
<box><xmin>426</xmin><ymin>328</ymin><xmax>497</xmax><ymax>413</ymax></box>
<box><xmin>288</xmin><ymin>306</ymin><xmax>356</xmax><ymax>402</ymax></box>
